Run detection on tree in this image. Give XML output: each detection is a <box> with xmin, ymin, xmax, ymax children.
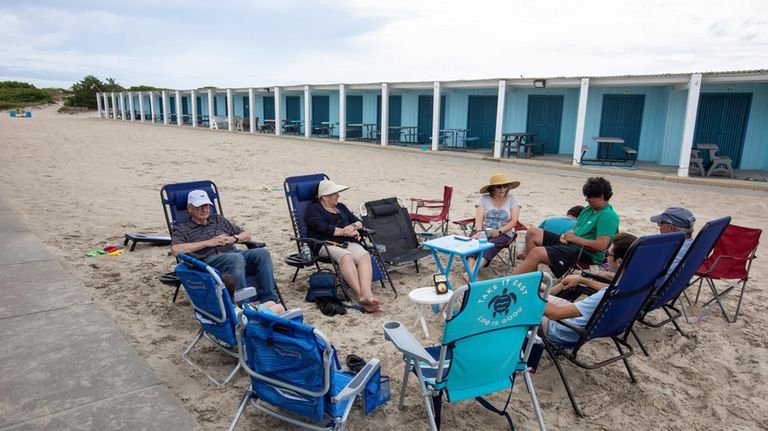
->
<box><xmin>66</xmin><ymin>75</ymin><xmax>124</xmax><ymax>109</ymax></box>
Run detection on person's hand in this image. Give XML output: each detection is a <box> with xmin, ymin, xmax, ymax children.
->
<box><xmin>341</xmin><ymin>225</ymin><xmax>356</xmax><ymax>237</ymax></box>
<box><xmin>561</xmin><ymin>230</ymin><xmax>577</xmax><ymax>244</ymax></box>
<box><xmin>489</xmin><ymin>229</ymin><xmax>501</xmax><ymax>238</ymax></box>
<box><xmin>560</xmin><ymin>274</ymin><xmax>581</xmax><ymax>289</ymax></box>
<box><xmin>208</xmin><ymin>234</ymin><xmax>230</xmax><ymax>247</ymax></box>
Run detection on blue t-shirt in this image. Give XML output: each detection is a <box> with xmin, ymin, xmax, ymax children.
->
<box><xmin>655</xmin><ymin>238</ymin><xmax>693</xmax><ymax>287</ymax></box>
<box><xmin>547</xmin><ymin>289</ymin><xmax>606</xmax><ymax>345</ymax></box>
<box><xmin>539</xmin><ymin>216</ymin><xmax>577</xmax><ymax>235</ymax></box>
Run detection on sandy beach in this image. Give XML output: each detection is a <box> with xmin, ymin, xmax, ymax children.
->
<box><xmin>1</xmin><ymin>105</ymin><xmax>766</xmax><ymax>430</ymax></box>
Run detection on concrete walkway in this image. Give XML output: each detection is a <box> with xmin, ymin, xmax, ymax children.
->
<box><xmin>0</xmin><ymin>195</ymin><xmax>200</xmax><ymax>430</ymax></box>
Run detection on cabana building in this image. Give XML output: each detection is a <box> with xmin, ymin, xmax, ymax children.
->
<box><xmin>96</xmin><ymin>70</ymin><xmax>768</xmax><ymax>177</ymax></box>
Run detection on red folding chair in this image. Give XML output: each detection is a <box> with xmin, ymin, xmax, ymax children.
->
<box><xmin>409</xmin><ymin>185</ymin><xmax>453</xmax><ymax>235</ymax></box>
<box><xmin>690</xmin><ymin>224</ymin><xmax>761</xmax><ymax>323</ymax></box>
<box><xmin>453</xmin><ymin>217</ymin><xmax>527</xmax><ymax>272</ymax></box>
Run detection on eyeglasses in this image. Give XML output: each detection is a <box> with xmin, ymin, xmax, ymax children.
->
<box><xmin>605</xmin><ymin>251</ymin><xmax>615</xmax><ymax>258</ymax></box>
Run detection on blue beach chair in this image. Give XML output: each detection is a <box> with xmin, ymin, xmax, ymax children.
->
<box><xmin>283</xmin><ymin>173</ymin><xmax>396</xmax><ymax>301</ymax></box>
<box><xmin>228</xmin><ymin>308</ymin><xmax>384</xmax><ymax>430</ymax></box>
<box><xmin>542</xmin><ymin>232</ymin><xmax>685</xmax><ymax>417</ymax></box>
<box><xmin>383</xmin><ymin>272</ymin><xmax>554</xmax><ymax>431</ymax></box>
<box><xmin>635</xmin><ymin>216</ymin><xmax>731</xmax><ymax>348</ymax></box>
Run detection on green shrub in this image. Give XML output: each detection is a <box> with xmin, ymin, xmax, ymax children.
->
<box><xmin>0</xmin><ymin>81</ymin><xmax>53</xmax><ymax>109</ymax></box>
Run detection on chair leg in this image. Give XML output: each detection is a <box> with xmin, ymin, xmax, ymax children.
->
<box><xmin>613</xmin><ymin>338</ymin><xmax>636</xmax><ymax>383</ymax></box>
<box><xmin>524</xmin><ymin>370</ymin><xmax>547</xmax><ymax>431</ymax></box>
<box><xmin>630</xmin><ymin>328</ymin><xmax>650</xmax><ymax>357</ymax></box>
<box><xmin>543</xmin><ymin>342</ymin><xmax>584</xmax><ymax>417</ymax></box>
<box><xmin>227</xmin><ymin>387</ymin><xmax>252</xmax><ymax>431</ymax></box>
<box><xmin>398</xmin><ymin>359</ymin><xmax>411</xmax><ymax>409</ymax></box>
<box><xmin>172</xmin><ymin>283</ymin><xmax>181</xmax><ymax>302</ymax></box>
<box><xmin>290</xmin><ymin>266</ymin><xmax>300</xmax><ymax>283</ymax></box>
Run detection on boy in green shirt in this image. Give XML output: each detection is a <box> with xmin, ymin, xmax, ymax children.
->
<box><xmin>515</xmin><ymin>177</ymin><xmax>619</xmax><ymax>277</ymax></box>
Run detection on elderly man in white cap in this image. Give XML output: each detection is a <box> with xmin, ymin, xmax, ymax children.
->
<box><xmin>170</xmin><ymin>189</ymin><xmax>283</xmax><ymax>312</ymax></box>
<box><xmin>303</xmin><ymin>179</ymin><xmax>379</xmax><ymax>312</ymax></box>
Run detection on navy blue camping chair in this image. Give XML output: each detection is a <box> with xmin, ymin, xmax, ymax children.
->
<box><xmin>543</xmin><ymin>232</ymin><xmax>685</xmax><ymax>417</ymax></box>
<box><xmin>229</xmin><ymin>308</ymin><xmax>383</xmax><ymax>430</ymax></box>
<box><xmin>159</xmin><ymin>180</ymin><xmax>276</xmax><ymax>303</ymax></box>
<box><xmin>635</xmin><ymin>216</ymin><xmax>731</xmax><ymax>350</ymax></box>
<box><xmin>283</xmin><ymin>174</ymin><xmax>396</xmax><ymax>302</ymax></box>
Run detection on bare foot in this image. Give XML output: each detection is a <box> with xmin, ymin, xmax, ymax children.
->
<box><xmin>360</xmin><ymin>296</ymin><xmax>380</xmax><ymax>312</ymax></box>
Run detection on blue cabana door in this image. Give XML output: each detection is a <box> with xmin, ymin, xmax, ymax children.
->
<box><xmin>242</xmin><ymin>97</ymin><xmax>249</xmax><ymax>119</ymax></box>
<box><xmin>263</xmin><ymin>96</ymin><xmax>275</xmax><ymax>120</ymax></box>
<box><xmin>467</xmin><ymin>96</ymin><xmax>497</xmax><ymax>149</ymax></box>
<box><xmin>526</xmin><ymin>95</ymin><xmax>563</xmax><ymax>154</ymax></box>
<box><xmin>693</xmin><ymin>93</ymin><xmax>751</xmax><ymax>168</ymax></box>
<box><xmin>286</xmin><ymin>96</ymin><xmax>301</xmax><ymax>121</ymax></box>
<box><xmin>377</xmin><ymin>95</ymin><xmax>402</xmax><ymax>131</ymax></box>
<box><xmin>599</xmin><ymin>95</ymin><xmax>645</xmax><ymax>159</ymax></box>
<box><xmin>346</xmin><ymin>95</ymin><xmax>363</xmax><ymax>138</ymax></box>
<box><xmin>312</xmin><ymin>95</ymin><xmax>329</xmax><ymax>124</ymax></box>
<box><xmin>417</xmin><ymin>95</ymin><xmax>446</xmax><ymax>143</ymax></box>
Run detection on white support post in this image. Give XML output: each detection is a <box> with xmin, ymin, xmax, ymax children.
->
<box><xmin>96</xmin><ymin>93</ymin><xmax>103</xmax><ymax>118</ymax></box>
<box><xmin>103</xmin><ymin>93</ymin><xmax>109</xmax><ymax>118</ymax></box>
<box><xmin>380</xmin><ymin>83</ymin><xmax>389</xmax><ymax>146</ymax></box>
<box><xmin>248</xmin><ymin>88</ymin><xmax>256</xmax><ymax>133</ymax></box>
<box><xmin>274</xmin><ymin>87</ymin><xmax>282</xmax><ymax>136</ymax></box>
<box><xmin>432</xmin><ymin>82</ymin><xmax>441</xmax><ymax>151</ymax></box>
<box><xmin>493</xmin><ymin>80</ymin><xmax>507</xmax><ymax>158</ymax></box>
<box><xmin>678</xmin><ymin>73</ymin><xmax>703</xmax><ymax>177</ymax></box>
<box><xmin>149</xmin><ymin>91</ymin><xmax>156</xmax><ymax>123</ymax></box>
<box><xmin>110</xmin><ymin>93</ymin><xmax>117</xmax><ymax>119</ymax></box>
<box><xmin>190</xmin><ymin>90</ymin><xmax>197</xmax><ymax>127</ymax></box>
<box><xmin>572</xmin><ymin>78</ymin><xmax>590</xmax><ymax>165</ymax></box>
<box><xmin>161</xmin><ymin>90</ymin><xmax>169</xmax><ymax>125</ymax></box>
<box><xmin>119</xmin><ymin>92</ymin><xmax>125</xmax><ymax>120</ymax></box>
<box><xmin>226</xmin><ymin>88</ymin><xmax>234</xmax><ymax>131</ymax></box>
<box><xmin>138</xmin><ymin>92</ymin><xmax>145</xmax><ymax>122</ymax></box>
<box><xmin>128</xmin><ymin>92</ymin><xmax>135</xmax><ymax>121</ymax></box>
<box><xmin>175</xmin><ymin>90</ymin><xmax>182</xmax><ymax>126</ymax></box>
<box><xmin>339</xmin><ymin>84</ymin><xmax>346</xmax><ymax>141</ymax></box>
<box><xmin>304</xmin><ymin>85</ymin><xmax>312</xmax><ymax>138</ymax></box>
<box><xmin>208</xmin><ymin>89</ymin><xmax>215</xmax><ymax>129</ymax></box>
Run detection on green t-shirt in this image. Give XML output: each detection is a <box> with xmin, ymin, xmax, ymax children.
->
<box><xmin>572</xmin><ymin>203</ymin><xmax>620</xmax><ymax>263</ymax></box>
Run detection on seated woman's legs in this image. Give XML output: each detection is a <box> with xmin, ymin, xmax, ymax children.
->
<box><xmin>321</xmin><ymin>244</ymin><xmax>379</xmax><ymax>311</ymax></box>
<box><xmin>464</xmin><ymin>234</ymin><xmax>514</xmax><ymax>282</ymax></box>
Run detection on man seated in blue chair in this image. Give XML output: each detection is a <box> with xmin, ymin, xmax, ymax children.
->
<box><xmin>171</xmin><ymin>190</ymin><xmax>284</xmax><ymax>313</ymax></box>
<box><xmin>650</xmin><ymin>207</ymin><xmax>695</xmax><ymax>286</ymax></box>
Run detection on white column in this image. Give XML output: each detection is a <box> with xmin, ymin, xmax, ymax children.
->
<box><xmin>190</xmin><ymin>90</ymin><xmax>197</xmax><ymax>127</ymax></box>
<box><xmin>572</xmin><ymin>78</ymin><xmax>590</xmax><ymax>165</ymax></box>
<box><xmin>128</xmin><ymin>92</ymin><xmax>135</xmax><ymax>121</ymax></box>
<box><xmin>175</xmin><ymin>90</ymin><xmax>182</xmax><ymax>126</ymax></box>
<box><xmin>380</xmin><ymin>83</ymin><xmax>389</xmax><ymax>146</ymax></box>
<box><xmin>493</xmin><ymin>80</ymin><xmax>507</xmax><ymax>158</ymax></box>
<box><xmin>304</xmin><ymin>85</ymin><xmax>312</xmax><ymax>138</ymax></box>
<box><xmin>248</xmin><ymin>88</ymin><xmax>256</xmax><ymax>133</ymax></box>
<box><xmin>138</xmin><ymin>92</ymin><xmax>145</xmax><ymax>122</ymax></box>
<box><xmin>110</xmin><ymin>93</ymin><xmax>117</xmax><ymax>119</ymax></box>
<box><xmin>274</xmin><ymin>87</ymin><xmax>282</xmax><ymax>136</ymax></box>
<box><xmin>149</xmin><ymin>91</ymin><xmax>157</xmax><ymax>123</ymax></box>
<box><xmin>226</xmin><ymin>88</ymin><xmax>234</xmax><ymax>131</ymax></box>
<box><xmin>96</xmin><ymin>93</ymin><xmax>103</xmax><ymax>118</ymax></box>
<box><xmin>161</xmin><ymin>90</ymin><xmax>169</xmax><ymax>124</ymax></box>
<box><xmin>432</xmin><ymin>82</ymin><xmax>442</xmax><ymax>151</ymax></box>
<box><xmin>678</xmin><ymin>73</ymin><xmax>703</xmax><ymax>177</ymax></box>
<box><xmin>103</xmin><ymin>93</ymin><xmax>109</xmax><ymax>118</ymax></box>
<box><xmin>208</xmin><ymin>89</ymin><xmax>215</xmax><ymax>129</ymax></box>
<box><xmin>339</xmin><ymin>84</ymin><xmax>346</xmax><ymax>141</ymax></box>
<box><xmin>118</xmin><ymin>92</ymin><xmax>125</xmax><ymax>120</ymax></box>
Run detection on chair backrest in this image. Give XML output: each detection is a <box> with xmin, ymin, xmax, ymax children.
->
<box><xmin>645</xmin><ymin>216</ymin><xmax>731</xmax><ymax>312</ymax></box>
<box><xmin>361</xmin><ymin>197</ymin><xmax>420</xmax><ymax>260</ymax></box>
<box><xmin>175</xmin><ymin>253</ymin><xmax>238</xmax><ymax>346</ymax></box>
<box><xmin>697</xmin><ymin>224</ymin><xmax>762</xmax><ymax>280</ymax></box>
<box><xmin>437</xmin><ymin>272</ymin><xmax>550</xmax><ymax>402</ymax></box>
<box><xmin>284</xmin><ymin>173</ymin><xmax>329</xmax><ymax>252</ymax></box>
<box><xmin>437</xmin><ymin>186</ymin><xmax>453</xmax><ymax>219</ymax></box>
<box><xmin>161</xmin><ymin>180</ymin><xmax>222</xmax><ymax>234</ymax></box>
<box><xmin>238</xmin><ymin>307</ymin><xmax>333</xmax><ymax>420</ymax></box>
<box><xmin>579</xmin><ymin>232</ymin><xmax>685</xmax><ymax>346</ymax></box>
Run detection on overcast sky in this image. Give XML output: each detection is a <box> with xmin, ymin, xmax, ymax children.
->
<box><xmin>1</xmin><ymin>0</ymin><xmax>766</xmax><ymax>89</ymax></box>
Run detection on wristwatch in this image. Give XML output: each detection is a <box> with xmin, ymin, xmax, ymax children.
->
<box><xmin>232</xmin><ymin>234</ymin><xmax>238</xmax><ymax>243</ymax></box>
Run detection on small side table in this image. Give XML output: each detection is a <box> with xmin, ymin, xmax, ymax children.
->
<box><xmin>408</xmin><ymin>287</ymin><xmax>455</xmax><ymax>337</ymax></box>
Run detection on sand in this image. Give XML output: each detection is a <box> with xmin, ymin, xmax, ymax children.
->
<box><xmin>1</xmin><ymin>105</ymin><xmax>766</xmax><ymax>430</ymax></box>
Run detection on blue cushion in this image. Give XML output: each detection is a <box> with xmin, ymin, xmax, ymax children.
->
<box><xmin>295</xmin><ymin>181</ymin><xmax>319</xmax><ymax>202</ymax></box>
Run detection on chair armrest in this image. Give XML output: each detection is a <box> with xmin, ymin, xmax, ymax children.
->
<box><xmin>553</xmin><ymin>319</ymin><xmax>586</xmax><ymax>335</ymax></box>
<box><xmin>580</xmin><ymin>271</ymin><xmax>613</xmax><ymax>284</ymax></box>
<box><xmin>243</xmin><ymin>240</ymin><xmax>266</xmax><ymax>249</ymax></box>
<box><xmin>700</xmin><ymin>255</ymin><xmax>752</xmax><ymax>274</ymax></box>
<box><xmin>332</xmin><ymin>358</ymin><xmax>381</xmax><ymax>403</ymax></box>
<box><xmin>280</xmin><ymin>308</ymin><xmax>304</xmax><ymax>321</ymax></box>
<box><xmin>382</xmin><ymin>321</ymin><xmax>436</xmax><ymax>365</ymax></box>
<box><xmin>234</xmin><ymin>287</ymin><xmax>257</xmax><ymax>304</ymax></box>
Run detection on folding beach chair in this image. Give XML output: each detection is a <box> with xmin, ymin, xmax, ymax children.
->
<box><xmin>409</xmin><ymin>185</ymin><xmax>453</xmax><ymax>236</ymax></box>
<box><xmin>635</xmin><ymin>216</ymin><xmax>731</xmax><ymax>345</ymax></box>
<box><xmin>383</xmin><ymin>272</ymin><xmax>554</xmax><ymax>431</ymax></box>
<box><xmin>689</xmin><ymin>224</ymin><xmax>762</xmax><ymax>323</ymax></box>
<box><xmin>229</xmin><ymin>308</ymin><xmax>384</xmax><ymax>430</ymax></box>
<box><xmin>542</xmin><ymin>232</ymin><xmax>685</xmax><ymax>417</ymax></box>
<box><xmin>283</xmin><ymin>174</ymin><xmax>396</xmax><ymax>301</ymax></box>
<box><xmin>453</xmin><ymin>217</ymin><xmax>527</xmax><ymax>273</ymax></box>
<box><xmin>159</xmin><ymin>180</ymin><xmax>278</xmax><ymax>304</ymax></box>
<box><xmin>359</xmin><ymin>197</ymin><xmax>432</xmax><ymax>273</ymax></box>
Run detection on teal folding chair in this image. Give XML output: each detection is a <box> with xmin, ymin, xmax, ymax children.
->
<box><xmin>383</xmin><ymin>272</ymin><xmax>553</xmax><ymax>430</ymax></box>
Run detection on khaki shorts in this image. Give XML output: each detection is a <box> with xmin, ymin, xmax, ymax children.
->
<box><xmin>319</xmin><ymin>242</ymin><xmax>370</xmax><ymax>265</ymax></box>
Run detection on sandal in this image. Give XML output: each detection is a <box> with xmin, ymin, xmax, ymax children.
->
<box><xmin>316</xmin><ymin>298</ymin><xmax>336</xmax><ymax>316</ymax></box>
<box><xmin>346</xmin><ymin>354</ymin><xmax>366</xmax><ymax>374</ymax></box>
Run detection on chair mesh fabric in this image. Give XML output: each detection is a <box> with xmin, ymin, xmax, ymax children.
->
<box><xmin>161</xmin><ymin>180</ymin><xmax>221</xmax><ymax>230</ymax></box>
<box><xmin>440</xmin><ymin>272</ymin><xmax>546</xmax><ymax>402</ymax></box>
<box><xmin>362</xmin><ymin>197</ymin><xmax>429</xmax><ymax>265</ymax></box>
<box><xmin>176</xmin><ymin>261</ymin><xmax>238</xmax><ymax>347</ymax></box>
<box><xmin>647</xmin><ymin>217</ymin><xmax>731</xmax><ymax>311</ymax></box>
<box><xmin>696</xmin><ymin>224</ymin><xmax>762</xmax><ymax>280</ymax></box>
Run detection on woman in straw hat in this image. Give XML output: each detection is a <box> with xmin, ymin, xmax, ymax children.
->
<box><xmin>304</xmin><ymin>179</ymin><xmax>379</xmax><ymax>312</ymax></box>
<box><xmin>465</xmin><ymin>173</ymin><xmax>522</xmax><ymax>280</ymax></box>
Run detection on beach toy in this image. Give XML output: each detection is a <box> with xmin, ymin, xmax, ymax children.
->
<box><xmin>108</xmin><ymin>249</ymin><xmax>124</xmax><ymax>256</ymax></box>
<box><xmin>85</xmin><ymin>249</ymin><xmax>106</xmax><ymax>257</ymax></box>
<box><xmin>421</xmin><ymin>144</ymin><xmax>427</xmax><ymax>151</ymax></box>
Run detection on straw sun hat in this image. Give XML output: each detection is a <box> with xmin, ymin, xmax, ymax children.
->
<box><xmin>479</xmin><ymin>173</ymin><xmax>520</xmax><ymax>194</ymax></box>
<box><xmin>317</xmin><ymin>179</ymin><xmax>349</xmax><ymax>198</ymax></box>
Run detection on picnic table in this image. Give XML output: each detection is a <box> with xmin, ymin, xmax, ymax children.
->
<box><xmin>579</xmin><ymin>137</ymin><xmax>637</xmax><ymax>167</ymax></box>
<box><xmin>502</xmin><ymin>132</ymin><xmax>539</xmax><ymax>158</ymax></box>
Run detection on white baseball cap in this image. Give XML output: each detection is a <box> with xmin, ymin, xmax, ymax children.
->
<box><xmin>187</xmin><ymin>190</ymin><xmax>213</xmax><ymax>207</ymax></box>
